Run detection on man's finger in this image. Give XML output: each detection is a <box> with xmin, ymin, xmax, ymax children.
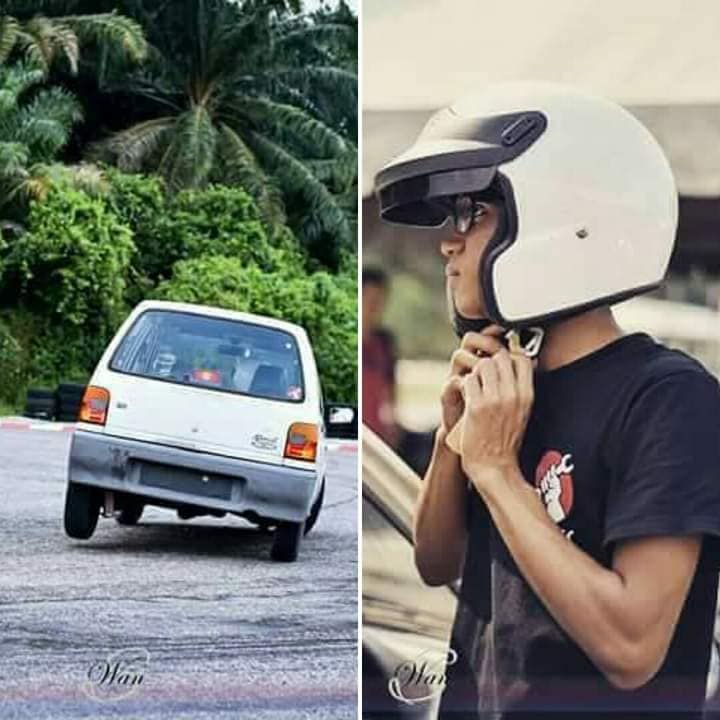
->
<box><xmin>451</xmin><ymin>348</ymin><xmax>482</xmax><ymax>376</ymax></box>
<box><xmin>511</xmin><ymin>353</ymin><xmax>535</xmax><ymax>405</ymax></box>
<box><xmin>492</xmin><ymin>348</ymin><xmax>516</xmax><ymax>399</ymax></box>
<box><xmin>463</xmin><ymin>368</ymin><xmax>483</xmax><ymax>408</ymax></box>
<box><xmin>443</xmin><ymin>374</ymin><xmax>465</xmax><ymax>398</ymax></box>
<box><xmin>477</xmin><ymin>357</ymin><xmax>500</xmax><ymax>401</ymax></box>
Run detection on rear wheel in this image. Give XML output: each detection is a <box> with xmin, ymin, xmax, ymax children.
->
<box><xmin>303</xmin><ymin>477</ymin><xmax>325</xmax><ymax>536</ymax></box>
<box><xmin>64</xmin><ymin>482</ymin><xmax>100</xmax><ymax>539</ymax></box>
<box><xmin>116</xmin><ymin>499</ymin><xmax>144</xmax><ymax>526</ymax></box>
<box><xmin>271</xmin><ymin>521</ymin><xmax>303</xmax><ymax>562</ymax></box>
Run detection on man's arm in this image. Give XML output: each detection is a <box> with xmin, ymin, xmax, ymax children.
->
<box><xmin>460</xmin><ymin>348</ymin><xmax>701</xmax><ymax>690</ymax></box>
<box><xmin>413</xmin><ymin>426</ymin><xmax>468</xmax><ymax>586</ymax></box>
<box><xmin>475</xmin><ymin>464</ymin><xmax>700</xmax><ymax>689</ymax></box>
<box><xmin>413</xmin><ymin>327</ymin><xmax>506</xmax><ymax>586</ymax></box>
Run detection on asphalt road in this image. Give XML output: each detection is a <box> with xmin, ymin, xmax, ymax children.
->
<box><xmin>0</xmin><ymin>428</ymin><xmax>358</xmax><ymax>720</ymax></box>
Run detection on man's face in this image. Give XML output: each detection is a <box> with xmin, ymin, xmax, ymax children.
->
<box><xmin>440</xmin><ymin>202</ymin><xmax>500</xmax><ymax>318</ymax></box>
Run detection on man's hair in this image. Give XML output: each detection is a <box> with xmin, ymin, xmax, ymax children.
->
<box><xmin>363</xmin><ymin>266</ymin><xmax>388</xmax><ymax>289</ymax></box>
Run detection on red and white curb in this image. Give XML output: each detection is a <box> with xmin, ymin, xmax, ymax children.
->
<box><xmin>0</xmin><ymin>417</ymin><xmax>75</xmax><ymax>432</ymax></box>
<box><xmin>0</xmin><ymin>417</ymin><xmax>358</xmax><ymax>452</ymax></box>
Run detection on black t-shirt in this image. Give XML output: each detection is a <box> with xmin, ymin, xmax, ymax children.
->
<box><xmin>438</xmin><ymin>333</ymin><xmax>720</xmax><ymax>720</ymax></box>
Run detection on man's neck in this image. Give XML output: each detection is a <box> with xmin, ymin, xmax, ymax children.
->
<box><xmin>537</xmin><ymin>308</ymin><xmax>624</xmax><ymax>372</ymax></box>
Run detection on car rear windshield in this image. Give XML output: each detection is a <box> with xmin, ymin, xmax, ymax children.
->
<box><xmin>110</xmin><ymin>310</ymin><xmax>305</xmax><ymax>402</ymax></box>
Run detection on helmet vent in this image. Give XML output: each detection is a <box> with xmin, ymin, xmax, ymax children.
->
<box><xmin>501</xmin><ymin>115</ymin><xmax>541</xmax><ymax>146</ymax></box>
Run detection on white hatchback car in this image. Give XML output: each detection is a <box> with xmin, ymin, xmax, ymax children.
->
<box><xmin>64</xmin><ymin>300</ymin><xmax>353</xmax><ymax>561</ymax></box>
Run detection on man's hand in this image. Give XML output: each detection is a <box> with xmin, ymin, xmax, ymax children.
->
<box><xmin>459</xmin><ymin>347</ymin><xmax>535</xmax><ymax>487</ymax></box>
<box><xmin>440</xmin><ymin>326</ymin><xmax>505</xmax><ymax>438</ymax></box>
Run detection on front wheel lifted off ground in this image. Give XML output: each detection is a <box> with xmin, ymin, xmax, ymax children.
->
<box><xmin>63</xmin><ymin>481</ymin><xmax>100</xmax><ymax>539</ymax></box>
<box><xmin>271</xmin><ymin>521</ymin><xmax>303</xmax><ymax>562</ymax></box>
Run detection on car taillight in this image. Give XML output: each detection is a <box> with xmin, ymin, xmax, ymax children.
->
<box><xmin>284</xmin><ymin>423</ymin><xmax>318</xmax><ymax>462</ymax></box>
<box><xmin>79</xmin><ymin>386</ymin><xmax>110</xmax><ymax>425</ymax></box>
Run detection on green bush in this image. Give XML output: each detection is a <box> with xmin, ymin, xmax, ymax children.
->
<box><xmin>155</xmin><ymin>256</ymin><xmax>357</xmax><ymax>403</ymax></box>
<box><xmin>0</xmin><ymin>321</ymin><xmax>24</xmax><ymax>405</ymax></box>
<box><xmin>6</xmin><ymin>185</ymin><xmax>135</xmax><ymax>333</ymax></box>
<box><xmin>139</xmin><ymin>184</ymin><xmax>300</xmax><ymax>277</ymax></box>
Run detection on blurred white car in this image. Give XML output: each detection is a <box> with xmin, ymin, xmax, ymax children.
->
<box><xmin>363</xmin><ymin>426</ymin><xmax>456</xmax><ymax>718</ymax></box>
<box><xmin>64</xmin><ymin>300</ymin><xmax>355</xmax><ymax>562</ymax></box>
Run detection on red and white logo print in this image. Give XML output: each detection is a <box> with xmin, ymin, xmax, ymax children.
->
<box><xmin>534</xmin><ymin>450</ymin><xmax>574</xmax><ymax>524</ymax></box>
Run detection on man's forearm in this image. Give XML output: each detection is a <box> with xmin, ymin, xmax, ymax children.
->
<box><xmin>413</xmin><ymin>429</ymin><xmax>469</xmax><ymax>585</ymax></box>
<box><xmin>472</xmin><ymin>465</ymin><xmax>685</xmax><ymax>689</ymax></box>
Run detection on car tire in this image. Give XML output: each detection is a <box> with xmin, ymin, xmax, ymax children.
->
<box><xmin>271</xmin><ymin>521</ymin><xmax>303</xmax><ymax>562</ymax></box>
<box><xmin>57</xmin><ymin>383</ymin><xmax>85</xmax><ymax>421</ymax></box>
<box><xmin>303</xmin><ymin>477</ymin><xmax>325</xmax><ymax>536</ymax></box>
<box><xmin>25</xmin><ymin>389</ymin><xmax>57</xmax><ymax>420</ymax></box>
<box><xmin>116</xmin><ymin>499</ymin><xmax>144</xmax><ymax>526</ymax></box>
<box><xmin>63</xmin><ymin>481</ymin><xmax>100</xmax><ymax>539</ymax></box>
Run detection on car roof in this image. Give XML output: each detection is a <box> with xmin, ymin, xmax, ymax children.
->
<box><xmin>131</xmin><ymin>300</ymin><xmax>308</xmax><ymax>339</ymax></box>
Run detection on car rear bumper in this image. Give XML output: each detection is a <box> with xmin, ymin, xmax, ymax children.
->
<box><xmin>68</xmin><ymin>430</ymin><xmax>317</xmax><ymax>522</ymax></box>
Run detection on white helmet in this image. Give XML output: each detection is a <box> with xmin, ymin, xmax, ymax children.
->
<box><xmin>374</xmin><ymin>82</ymin><xmax>679</xmax><ymax>328</ymax></box>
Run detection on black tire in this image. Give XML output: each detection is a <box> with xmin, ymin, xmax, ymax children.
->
<box><xmin>116</xmin><ymin>499</ymin><xmax>144</xmax><ymax>526</ymax></box>
<box><xmin>57</xmin><ymin>384</ymin><xmax>85</xmax><ymax>422</ymax></box>
<box><xmin>57</xmin><ymin>383</ymin><xmax>86</xmax><ymax>398</ymax></box>
<box><xmin>63</xmin><ymin>481</ymin><xmax>100</xmax><ymax>539</ymax></box>
<box><xmin>271</xmin><ymin>521</ymin><xmax>303</xmax><ymax>562</ymax></box>
<box><xmin>25</xmin><ymin>388</ymin><xmax>57</xmax><ymax>420</ymax></box>
<box><xmin>304</xmin><ymin>477</ymin><xmax>325</xmax><ymax>536</ymax></box>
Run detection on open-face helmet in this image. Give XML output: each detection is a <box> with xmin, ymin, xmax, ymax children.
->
<box><xmin>374</xmin><ymin>83</ymin><xmax>678</xmax><ymax>334</ymax></box>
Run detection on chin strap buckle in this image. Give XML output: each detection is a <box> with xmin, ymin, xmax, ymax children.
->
<box><xmin>505</xmin><ymin>327</ymin><xmax>545</xmax><ymax>358</ymax></box>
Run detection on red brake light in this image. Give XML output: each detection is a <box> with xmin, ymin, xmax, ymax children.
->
<box><xmin>191</xmin><ymin>369</ymin><xmax>221</xmax><ymax>385</ymax></box>
<box><xmin>79</xmin><ymin>386</ymin><xmax>110</xmax><ymax>425</ymax></box>
<box><xmin>284</xmin><ymin>423</ymin><xmax>318</xmax><ymax>462</ymax></box>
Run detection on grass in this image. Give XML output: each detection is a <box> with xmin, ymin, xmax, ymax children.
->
<box><xmin>0</xmin><ymin>399</ymin><xmax>20</xmax><ymax>418</ymax></box>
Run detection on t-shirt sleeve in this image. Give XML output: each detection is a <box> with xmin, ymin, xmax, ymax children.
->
<box><xmin>604</xmin><ymin>369</ymin><xmax>720</xmax><ymax>564</ymax></box>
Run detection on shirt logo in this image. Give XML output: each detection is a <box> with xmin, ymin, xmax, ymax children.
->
<box><xmin>534</xmin><ymin>450</ymin><xmax>575</xmax><ymax>523</ymax></box>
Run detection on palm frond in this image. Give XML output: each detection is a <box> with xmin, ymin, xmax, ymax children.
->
<box><xmin>0</xmin><ymin>15</ymin><xmax>20</xmax><ymax>65</ymax></box>
<box><xmin>0</xmin><ymin>141</ymin><xmax>29</xmax><ymax>179</ymax></box>
<box><xmin>234</xmin><ymin>97</ymin><xmax>347</xmax><ymax>157</ymax></box>
<box><xmin>0</xmin><ymin>61</ymin><xmax>45</xmax><ymax>113</ymax></box>
<box><xmin>158</xmin><ymin>105</ymin><xmax>217</xmax><ymax>190</ymax></box>
<box><xmin>90</xmin><ymin>117</ymin><xmax>175</xmax><ymax>172</ymax></box>
<box><xmin>60</xmin><ymin>12</ymin><xmax>148</xmax><ymax>64</ymax></box>
<box><xmin>247</xmin><ymin>130</ymin><xmax>351</xmax><ymax>248</ymax></box>
<box><xmin>215</xmin><ymin>121</ymin><xmax>285</xmax><ymax>225</ymax></box>
<box><xmin>16</xmin><ymin>86</ymin><xmax>83</xmax><ymax>160</ymax></box>
<box><xmin>276</xmin><ymin>21</ymin><xmax>356</xmax><ymax>49</ymax></box>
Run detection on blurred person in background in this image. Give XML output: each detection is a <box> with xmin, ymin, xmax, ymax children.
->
<box><xmin>362</xmin><ymin>267</ymin><xmax>400</xmax><ymax>447</ymax></box>
<box><xmin>374</xmin><ymin>83</ymin><xmax>720</xmax><ymax>720</ymax></box>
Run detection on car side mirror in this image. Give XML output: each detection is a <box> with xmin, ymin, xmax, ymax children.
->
<box><xmin>325</xmin><ymin>403</ymin><xmax>357</xmax><ymax>439</ymax></box>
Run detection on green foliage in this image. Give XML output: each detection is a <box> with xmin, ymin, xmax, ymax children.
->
<box><xmin>90</xmin><ymin>0</ymin><xmax>357</xmax><ymax>270</ymax></box>
<box><xmin>0</xmin><ymin>61</ymin><xmax>84</xmax><ymax>211</ymax></box>
<box><xmin>0</xmin><ymin>319</ymin><xmax>23</xmax><ymax>404</ymax></box>
<box><xmin>5</xmin><ymin>184</ymin><xmax>134</xmax><ymax>330</ymax></box>
<box><xmin>104</xmin><ymin>175</ymin><xmax>307</xmax><ymax>282</ymax></box>
<box><xmin>155</xmin><ymin>256</ymin><xmax>357</xmax><ymax>403</ymax></box>
<box><xmin>0</xmin><ymin>8</ymin><xmax>148</xmax><ymax>76</ymax></box>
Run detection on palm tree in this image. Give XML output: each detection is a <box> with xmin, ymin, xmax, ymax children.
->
<box><xmin>0</xmin><ymin>61</ymin><xmax>83</xmax><ymax>210</ymax></box>
<box><xmin>92</xmin><ymin>0</ymin><xmax>357</xmax><ymax>264</ymax></box>
<box><xmin>0</xmin><ymin>4</ymin><xmax>147</xmax><ymax>77</ymax></box>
